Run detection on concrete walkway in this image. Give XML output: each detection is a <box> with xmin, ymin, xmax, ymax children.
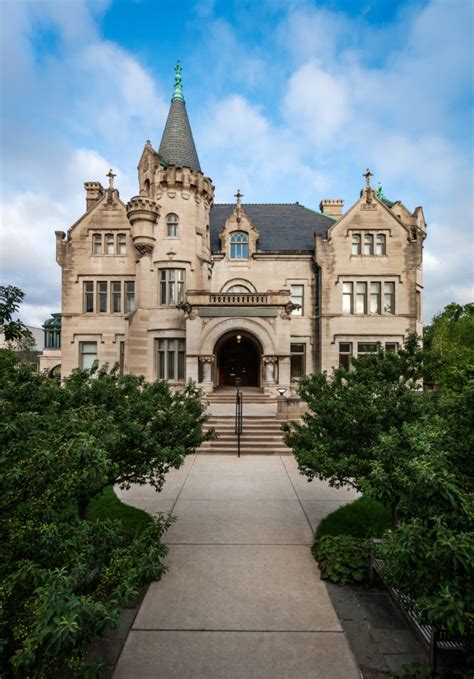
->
<box><xmin>114</xmin><ymin>455</ymin><xmax>360</xmax><ymax>679</ymax></box>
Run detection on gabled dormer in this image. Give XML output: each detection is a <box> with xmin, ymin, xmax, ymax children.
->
<box><xmin>218</xmin><ymin>191</ymin><xmax>260</xmax><ymax>260</ymax></box>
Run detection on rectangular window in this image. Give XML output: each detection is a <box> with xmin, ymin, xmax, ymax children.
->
<box><xmin>290</xmin><ymin>343</ymin><xmax>306</xmax><ymax>379</ymax></box>
<box><xmin>384</xmin><ymin>282</ymin><xmax>395</xmax><ymax>314</ymax></box>
<box><xmin>125</xmin><ymin>281</ymin><xmax>135</xmax><ymax>313</ymax></box>
<box><xmin>385</xmin><ymin>342</ymin><xmax>399</xmax><ymax>352</ymax></box>
<box><xmin>80</xmin><ymin>341</ymin><xmax>97</xmax><ymax>369</ymax></box>
<box><xmin>105</xmin><ymin>234</ymin><xmax>115</xmax><ymax>255</ymax></box>
<box><xmin>342</xmin><ymin>282</ymin><xmax>353</xmax><ymax>313</ymax></box>
<box><xmin>112</xmin><ymin>281</ymin><xmax>122</xmax><ymax>313</ymax></box>
<box><xmin>160</xmin><ymin>269</ymin><xmax>185</xmax><ymax>305</ymax></box>
<box><xmin>375</xmin><ymin>234</ymin><xmax>386</xmax><ymax>256</ymax></box>
<box><xmin>84</xmin><ymin>281</ymin><xmax>94</xmax><ymax>313</ymax></box>
<box><xmin>363</xmin><ymin>234</ymin><xmax>374</xmax><ymax>255</ymax></box>
<box><xmin>98</xmin><ymin>281</ymin><xmax>108</xmax><ymax>313</ymax></box>
<box><xmin>351</xmin><ymin>233</ymin><xmax>361</xmax><ymax>255</ymax></box>
<box><xmin>357</xmin><ymin>342</ymin><xmax>379</xmax><ymax>354</ymax></box>
<box><xmin>339</xmin><ymin>342</ymin><xmax>352</xmax><ymax>370</ymax></box>
<box><xmin>369</xmin><ymin>282</ymin><xmax>381</xmax><ymax>314</ymax></box>
<box><xmin>93</xmin><ymin>234</ymin><xmax>102</xmax><ymax>255</ymax></box>
<box><xmin>157</xmin><ymin>338</ymin><xmax>186</xmax><ymax>381</ymax></box>
<box><xmin>117</xmin><ymin>234</ymin><xmax>126</xmax><ymax>255</ymax></box>
<box><xmin>355</xmin><ymin>282</ymin><xmax>367</xmax><ymax>314</ymax></box>
<box><xmin>290</xmin><ymin>284</ymin><xmax>304</xmax><ymax>316</ymax></box>
<box><xmin>119</xmin><ymin>341</ymin><xmax>125</xmax><ymax>374</ymax></box>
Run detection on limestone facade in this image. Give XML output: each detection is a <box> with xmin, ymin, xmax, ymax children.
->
<box><xmin>41</xmin><ymin>70</ymin><xmax>426</xmax><ymax>393</ymax></box>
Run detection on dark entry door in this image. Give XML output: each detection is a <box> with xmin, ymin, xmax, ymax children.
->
<box><xmin>218</xmin><ymin>337</ymin><xmax>259</xmax><ymax>386</ymax></box>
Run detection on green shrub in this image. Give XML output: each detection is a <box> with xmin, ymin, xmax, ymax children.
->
<box><xmin>313</xmin><ymin>535</ymin><xmax>371</xmax><ymax>584</ymax></box>
<box><xmin>315</xmin><ymin>496</ymin><xmax>391</xmax><ymax>541</ymax></box>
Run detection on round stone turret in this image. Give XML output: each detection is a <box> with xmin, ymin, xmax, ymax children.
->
<box><xmin>126</xmin><ymin>196</ymin><xmax>160</xmax><ymax>256</ymax></box>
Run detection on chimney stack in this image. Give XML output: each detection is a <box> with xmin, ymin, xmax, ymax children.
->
<box><xmin>319</xmin><ymin>199</ymin><xmax>344</xmax><ymax>220</ymax></box>
<box><xmin>84</xmin><ymin>182</ymin><xmax>104</xmax><ymax>211</ymax></box>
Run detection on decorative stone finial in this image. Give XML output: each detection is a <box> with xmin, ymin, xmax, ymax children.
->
<box><xmin>363</xmin><ymin>168</ymin><xmax>373</xmax><ymax>189</ymax></box>
<box><xmin>172</xmin><ymin>61</ymin><xmax>184</xmax><ymax>101</ymax></box>
<box><xmin>106</xmin><ymin>168</ymin><xmax>116</xmax><ymax>190</ymax></box>
<box><xmin>234</xmin><ymin>189</ymin><xmax>243</xmax><ymax>209</ymax></box>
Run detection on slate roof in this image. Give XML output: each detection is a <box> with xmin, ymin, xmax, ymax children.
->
<box><xmin>210</xmin><ymin>203</ymin><xmax>334</xmax><ymax>253</ymax></box>
<box><xmin>158</xmin><ymin>99</ymin><xmax>201</xmax><ymax>172</ymax></box>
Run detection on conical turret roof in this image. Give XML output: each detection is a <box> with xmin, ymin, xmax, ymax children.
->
<box><xmin>158</xmin><ymin>62</ymin><xmax>202</xmax><ymax>173</ymax></box>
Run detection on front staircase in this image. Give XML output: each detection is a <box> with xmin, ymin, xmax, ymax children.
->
<box><xmin>198</xmin><ymin>387</ymin><xmax>291</xmax><ymax>455</ymax></box>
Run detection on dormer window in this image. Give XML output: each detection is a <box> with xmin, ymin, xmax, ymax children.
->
<box><xmin>230</xmin><ymin>231</ymin><xmax>248</xmax><ymax>259</ymax></box>
<box><xmin>167</xmin><ymin>213</ymin><xmax>178</xmax><ymax>237</ymax></box>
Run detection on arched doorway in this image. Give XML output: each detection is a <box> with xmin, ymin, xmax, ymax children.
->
<box><xmin>215</xmin><ymin>331</ymin><xmax>261</xmax><ymax>387</ymax></box>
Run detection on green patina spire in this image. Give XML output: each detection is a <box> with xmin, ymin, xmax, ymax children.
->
<box><xmin>376</xmin><ymin>184</ymin><xmax>395</xmax><ymax>207</ymax></box>
<box><xmin>172</xmin><ymin>60</ymin><xmax>184</xmax><ymax>101</ymax></box>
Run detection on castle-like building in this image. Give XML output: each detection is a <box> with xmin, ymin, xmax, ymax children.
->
<box><xmin>41</xmin><ymin>65</ymin><xmax>426</xmax><ymax>394</ymax></box>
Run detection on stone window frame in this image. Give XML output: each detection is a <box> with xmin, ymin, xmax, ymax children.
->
<box><xmin>82</xmin><ymin>279</ymin><xmax>135</xmax><ymax>315</ymax></box>
<box><xmin>166</xmin><ymin>213</ymin><xmax>179</xmax><ymax>238</ymax></box>
<box><xmin>342</xmin><ymin>278</ymin><xmax>396</xmax><ymax>316</ymax></box>
<box><xmin>91</xmin><ymin>232</ymin><xmax>128</xmax><ymax>256</ymax></box>
<box><xmin>155</xmin><ymin>337</ymin><xmax>186</xmax><ymax>382</ymax></box>
<box><xmin>290</xmin><ymin>342</ymin><xmax>306</xmax><ymax>380</ymax></box>
<box><xmin>350</xmin><ymin>231</ymin><xmax>388</xmax><ymax>257</ymax></box>
<box><xmin>159</xmin><ymin>268</ymin><xmax>186</xmax><ymax>306</ymax></box>
<box><xmin>229</xmin><ymin>231</ymin><xmax>249</xmax><ymax>260</ymax></box>
<box><xmin>79</xmin><ymin>341</ymin><xmax>98</xmax><ymax>370</ymax></box>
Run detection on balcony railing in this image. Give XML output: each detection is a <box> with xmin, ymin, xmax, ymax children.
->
<box><xmin>208</xmin><ymin>293</ymin><xmax>268</xmax><ymax>305</ymax></box>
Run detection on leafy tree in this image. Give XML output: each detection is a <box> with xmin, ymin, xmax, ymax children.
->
<box><xmin>423</xmin><ymin>302</ymin><xmax>474</xmax><ymax>388</ymax></box>
<box><xmin>0</xmin><ymin>349</ymin><xmax>210</xmax><ymax>676</ymax></box>
<box><xmin>0</xmin><ymin>285</ymin><xmax>32</xmax><ymax>342</ymax></box>
<box><xmin>283</xmin><ymin>334</ymin><xmax>424</xmax><ymax>527</ymax></box>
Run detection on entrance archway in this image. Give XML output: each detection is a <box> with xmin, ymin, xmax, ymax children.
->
<box><xmin>215</xmin><ymin>331</ymin><xmax>261</xmax><ymax>387</ymax></box>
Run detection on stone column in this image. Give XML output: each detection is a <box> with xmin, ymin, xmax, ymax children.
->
<box><xmin>199</xmin><ymin>355</ymin><xmax>215</xmax><ymax>393</ymax></box>
<box><xmin>262</xmin><ymin>355</ymin><xmax>279</xmax><ymax>395</ymax></box>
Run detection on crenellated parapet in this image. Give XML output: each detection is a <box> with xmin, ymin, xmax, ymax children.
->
<box><xmin>126</xmin><ymin>195</ymin><xmax>160</xmax><ymax>257</ymax></box>
<box><xmin>154</xmin><ymin>165</ymin><xmax>214</xmax><ymax>208</ymax></box>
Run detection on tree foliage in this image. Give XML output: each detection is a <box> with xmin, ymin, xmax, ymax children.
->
<box><xmin>0</xmin><ymin>350</ymin><xmax>210</xmax><ymax>677</ymax></box>
<box><xmin>0</xmin><ymin>285</ymin><xmax>32</xmax><ymax>343</ymax></box>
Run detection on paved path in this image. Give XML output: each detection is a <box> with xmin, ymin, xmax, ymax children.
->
<box><xmin>114</xmin><ymin>455</ymin><xmax>360</xmax><ymax>678</ymax></box>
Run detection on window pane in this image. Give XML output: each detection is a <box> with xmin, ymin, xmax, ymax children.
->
<box><xmin>229</xmin><ymin>232</ymin><xmax>249</xmax><ymax>259</ymax></box>
<box><xmin>117</xmin><ymin>234</ymin><xmax>126</xmax><ymax>255</ymax></box>
<box><xmin>370</xmin><ymin>282</ymin><xmax>381</xmax><ymax>314</ymax></box>
<box><xmin>342</xmin><ymin>282</ymin><xmax>353</xmax><ymax>313</ymax></box>
<box><xmin>339</xmin><ymin>353</ymin><xmax>351</xmax><ymax>370</ymax></box>
<box><xmin>375</xmin><ymin>234</ymin><xmax>386</xmax><ymax>255</ymax></box>
<box><xmin>358</xmin><ymin>342</ymin><xmax>378</xmax><ymax>353</ymax></box>
<box><xmin>84</xmin><ymin>281</ymin><xmax>94</xmax><ymax>312</ymax></box>
<box><xmin>161</xmin><ymin>281</ymin><xmax>167</xmax><ymax>305</ymax></box>
<box><xmin>81</xmin><ymin>342</ymin><xmax>97</xmax><ymax>369</ymax></box>
<box><xmin>178</xmin><ymin>350</ymin><xmax>185</xmax><ymax>380</ymax></box>
<box><xmin>167</xmin><ymin>350</ymin><xmax>175</xmax><ymax>379</ymax></box>
<box><xmin>158</xmin><ymin>351</ymin><xmax>165</xmax><ymax>378</ymax></box>
<box><xmin>125</xmin><ymin>282</ymin><xmax>135</xmax><ymax>313</ymax></box>
<box><xmin>385</xmin><ymin>342</ymin><xmax>399</xmax><ymax>352</ymax></box>
<box><xmin>339</xmin><ymin>342</ymin><xmax>352</xmax><ymax>353</ymax></box>
<box><xmin>290</xmin><ymin>344</ymin><xmax>305</xmax><ymax>353</ymax></box>
<box><xmin>98</xmin><ymin>281</ymin><xmax>108</xmax><ymax>313</ymax></box>
<box><xmin>93</xmin><ymin>234</ymin><xmax>102</xmax><ymax>255</ymax></box>
<box><xmin>355</xmin><ymin>282</ymin><xmax>367</xmax><ymax>314</ymax></box>
<box><xmin>105</xmin><ymin>234</ymin><xmax>114</xmax><ymax>254</ymax></box>
<box><xmin>228</xmin><ymin>285</ymin><xmax>250</xmax><ymax>293</ymax></box>
<box><xmin>112</xmin><ymin>281</ymin><xmax>121</xmax><ymax>313</ymax></box>
<box><xmin>384</xmin><ymin>282</ymin><xmax>395</xmax><ymax>314</ymax></box>
<box><xmin>351</xmin><ymin>234</ymin><xmax>361</xmax><ymax>255</ymax></box>
<box><xmin>291</xmin><ymin>355</ymin><xmax>304</xmax><ymax>378</ymax></box>
<box><xmin>363</xmin><ymin>234</ymin><xmax>374</xmax><ymax>255</ymax></box>
<box><xmin>169</xmin><ymin>282</ymin><xmax>175</xmax><ymax>305</ymax></box>
<box><xmin>291</xmin><ymin>285</ymin><xmax>303</xmax><ymax>316</ymax></box>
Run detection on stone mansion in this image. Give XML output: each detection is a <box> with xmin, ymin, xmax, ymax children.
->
<box><xmin>41</xmin><ymin>65</ymin><xmax>426</xmax><ymax>394</ymax></box>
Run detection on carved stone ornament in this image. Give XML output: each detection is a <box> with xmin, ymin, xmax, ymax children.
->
<box><xmin>280</xmin><ymin>302</ymin><xmax>301</xmax><ymax>320</ymax></box>
<box><xmin>134</xmin><ymin>243</ymin><xmax>154</xmax><ymax>256</ymax></box>
<box><xmin>262</xmin><ymin>355</ymin><xmax>278</xmax><ymax>364</ymax></box>
<box><xmin>176</xmin><ymin>301</ymin><xmax>197</xmax><ymax>320</ymax></box>
<box><xmin>198</xmin><ymin>355</ymin><xmax>215</xmax><ymax>363</ymax></box>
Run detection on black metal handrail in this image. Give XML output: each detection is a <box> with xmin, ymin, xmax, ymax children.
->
<box><xmin>235</xmin><ymin>379</ymin><xmax>243</xmax><ymax>457</ymax></box>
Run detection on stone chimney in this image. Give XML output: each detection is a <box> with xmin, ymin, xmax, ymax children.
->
<box><xmin>319</xmin><ymin>199</ymin><xmax>344</xmax><ymax>220</ymax></box>
<box><xmin>84</xmin><ymin>182</ymin><xmax>104</xmax><ymax>211</ymax></box>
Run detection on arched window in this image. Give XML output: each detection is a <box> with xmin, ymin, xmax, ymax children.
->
<box><xmin>227</xmin><ymin>285</ymin><xmax>250</xmax><ymax>293</ymax></box>
<box><xmin>117</xmin><ymin>233</ymin><xmax>126</xmax><ymax>255</ymax></box>
<box><xmin>105</xmin><ymin>233</ymin><xmax>114</xmax><ymax>255</ymax></box>
<box><xmin>166</xmin><ymin>213</ymin><xmax>179</xmax><ymax>237</ymax></box>
<box><xmin>93</xmin><ymin>233</ymin><xmax>102</xmax><ymax>255</ymax></box>
<box><xmin>375</xmin><ymin>233</ymin><xmax>386</xmax><ymax>255</ymax></box>
<box><xmin>143</xmin><ymin>179</ymin><xmax>150</xmax><ymax>196</ymax></box>
<box><xmin>351</xmin><ymin>233</ymin><xmax>361</xmax><ymax>255</ymax></box>
<box><xmin>229</xmin><ymin>231</ymin><xmax>248</xmax><ymax>259</ymax></box>
<box><xmin>363</xmin><ymin>233</ymin><xmax>374</xmax><ymax>255</ymax></box>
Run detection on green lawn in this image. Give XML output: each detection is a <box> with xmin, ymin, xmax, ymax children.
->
<box><xmin>86</xmin><ymin>486</ymin><xmax>153</xmax><ymax>536</ymax></box>
<box><xmin>316</xmin><ymin>495</ymin><xmax>391</xmax><ymax>541</ymax></box>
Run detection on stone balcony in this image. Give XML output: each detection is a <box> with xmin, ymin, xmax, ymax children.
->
<box><xmin>186</xmin><ymin>290</ymin><xmax>291</xmax><ymax>307</ymax></box>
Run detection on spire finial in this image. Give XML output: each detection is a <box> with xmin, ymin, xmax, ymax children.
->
<box><xmin>172</xmin><ymin>60</ymin><xmax>184</xmax><ymax>101</ymax></box>
<box><xmin>363</xmin><ymin>168</ymin><xmax>373</xmax><ymax>189</ymax></box>
<box><xmin>106</xmin><ymin>168</ymin><xmax>116</xmax><ymax>189</ymax></box>
<box><xmin>234</xmin><ymin>189</ymin><xmax>243</xmax><ymax>209</ymax></box>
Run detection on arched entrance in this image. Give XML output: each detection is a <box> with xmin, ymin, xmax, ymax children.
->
<box><xmin>215</xmin><ymin>331</ymin><xmax>261</xmax><ymax>387</ymax></box>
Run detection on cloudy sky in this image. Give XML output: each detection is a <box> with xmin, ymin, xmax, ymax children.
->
<box><xmin>1</xmin><ymin>0</ymin><xmax>472</xmax><ymax>326</ymax></box>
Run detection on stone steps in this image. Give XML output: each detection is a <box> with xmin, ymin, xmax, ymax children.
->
<box><xmin>199</xmin><ymin>411</ymin><xmax>290</xmax><ymax>456</ymax></box>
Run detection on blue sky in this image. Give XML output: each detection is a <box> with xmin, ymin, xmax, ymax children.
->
<box><xmin>1</xmin><ymin>0</ymin><xmax>473</xmax><ymax>326</ymax></box>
